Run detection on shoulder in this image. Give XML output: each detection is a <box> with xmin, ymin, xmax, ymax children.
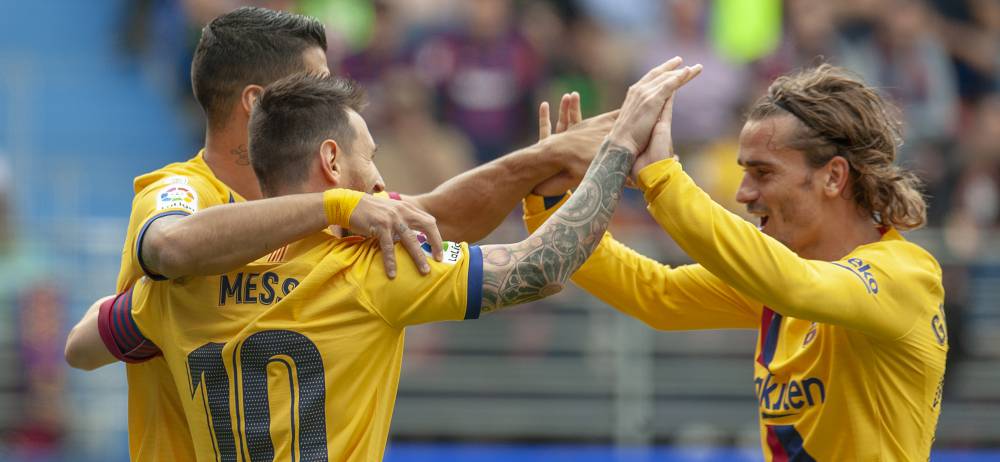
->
<box><xmin>856</xmin><ymin>235</ymin><xmax>940</xmax><ymax>276</ymax></box>
<box><xmin>132</xmin><ymin>157</ymin><xmax>220</xmax><ymax>196</ymax></box>
<box><xmin>847</xmin><ymin>236</ymin><xmax>943</xmax><ymax>297</ymax></box>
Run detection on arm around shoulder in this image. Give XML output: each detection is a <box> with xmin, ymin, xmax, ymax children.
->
<box><xmin>64</xmin><ymin>295</ymin><xmax>117</xmax><ymax>370</ymax></box>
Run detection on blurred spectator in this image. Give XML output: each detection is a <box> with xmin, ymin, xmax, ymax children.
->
<box><xmin>338</xmin><ymin>0</ymin><xmax>409</xmax><ymax>127</ymax></box>
<box><xmin>0</xmin><ymin>154</ymin><xmax>65</xmax><ymax>459</ymax></box>
<box><xmin>544</xmin><ymin>13</ymin><xmax>632</xmax><ymax>118</ymax></box>
<box><xmin>412</xmin><ymin>0</ymin><xmax>542</xmax><ymax>163</ymax></box>
<box><xmin>300</xmin><ymin>0</ymin><xmax>376</xmax><ymax>63</ymax></box>
<box><xmin>754</xmin><ymin>0</ymin><xmax>846</xmax><ymax>82</ymax></box>
<box><xmin>943</xmin><ymin>94</ymin><xmax>1000</xmax><ymax>258</ymax></box>
<box><xmin>841</xmin><ymin>0</ymin><xmax>958</xmax><ymax>147</ymax></box>
<box><xmin>638</xmin><ymin>0</ymin><xmax>749</xmax><ymax>147</ymax></box>
<box><xmin>7</xmin><ymin>285</ymin><xmax>67</xmax><ymax>460</ymax></box>
<box><xmin>933</xmin><ymin>0</ymin><xmax>999</xmax><ymax>103</ymax></box>
<box><xmin>375</xmin><ymin>69</ymin><xmax>477</xmax><ymax>195</ymax></box>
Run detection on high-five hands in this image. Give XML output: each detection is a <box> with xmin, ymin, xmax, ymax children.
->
<box><xmin>607</xmin><ymin>57</ymin><xmax>701</xmax><ymax>164</ymax></box>
<box><xmin>532</xmin><ymin>94</ymin><xmax>619</xmax><ymax>197</ymax></box>
<box><xmin>629</xmin><ymin>60</ymin><xmax>700</xmax><ymax>181</ymax></box>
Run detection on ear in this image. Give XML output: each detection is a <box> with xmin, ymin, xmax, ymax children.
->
<box><xmin>319</xmin><ymin>139</ymin><xmax>342</xmax><ymax>187</ymax></box>
<box><xmin>824</xmin><ymin>156</ymin><xmax>851</xmax><ymax>199</ymax></box>
<box><xmin>240</xmin><ymin>84</ymin><xmax>265</xmax><ymax>117</ymax></box>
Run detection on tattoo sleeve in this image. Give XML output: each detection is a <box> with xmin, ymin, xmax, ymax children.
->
<box><xmin>479</xmin><ymin>140</ymin><xmax>636</xmax><ymax>313</ymax></box>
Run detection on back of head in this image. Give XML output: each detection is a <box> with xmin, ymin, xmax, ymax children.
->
<box><xmin>249</xmin><ymin>74</ymin><xmax>366</xmax><ymax>197</ymax></box>
<box><xmin>191</xmin><ymin>7</ymin><xmax>327</xmax><ymax>129</ymax></box>
<box><xmin>747</xmin><ymin>64</ymin><xmax>927</xmax><ymax>230</ymax></box>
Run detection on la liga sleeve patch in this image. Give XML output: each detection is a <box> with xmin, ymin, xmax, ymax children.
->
<box><xmin>156</xmin><ymin>183</ymin><xmax>199</xmax><ymax>213</ymax></box>
<box><xmin>422</xmin><ymin>240</ymin><xmax>464</xmax><ymax>265</ymax></box>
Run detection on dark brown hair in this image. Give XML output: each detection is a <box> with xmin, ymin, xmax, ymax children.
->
<box><xmin>747</xmin><ymin>64</ymin><xmax>927</xmax><ymax>230</ymax></box>
<box><xmin>191</xmin><ymin>7</ymin><xmax>327</xmax><ymax>129</ymax></box>
<box><xmin>249</xmin><ymin>73</ymin><xmax>366</xmax><ymax>196</ymax></box>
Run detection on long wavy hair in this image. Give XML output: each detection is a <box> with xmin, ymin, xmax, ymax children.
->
<box><xmin>747</xmin><ymin>64</ymin><xmax>927</xmax><ymax>230</ymax></box>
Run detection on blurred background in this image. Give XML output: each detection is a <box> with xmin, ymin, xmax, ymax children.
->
<box><xmin>1</xmin><ymin>0</ymin><xmax>999</xmax><ymax>460</ymax></box>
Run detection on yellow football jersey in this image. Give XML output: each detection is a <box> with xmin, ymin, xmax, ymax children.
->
<box><xmin>101</xmin><ymin>230</ymin><xmax>483</xmax><ymax>462</ymax></box>
<box><xmin>523</xmin><ymin>158</ymin><xmax>947</xmax><ymax>461</ymax></box>
<box><xmin>110</xmin><ymin>150</ymin><xmax>242</xmax><ymax>461</ymax></box>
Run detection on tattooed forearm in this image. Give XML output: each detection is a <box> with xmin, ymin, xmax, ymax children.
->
<box><xmin>479</xmin><ymin>140</ymin><xmax>636</xmax><ymax>313</ymax></box>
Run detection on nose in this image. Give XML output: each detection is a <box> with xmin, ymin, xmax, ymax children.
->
<box><xmin>735</xmin><ymin>174</ymin><xmax>758</xmax><ymax>205</ymax></box>
<box><xmin>371</xmin><ymin>174</ymin><xmax>386</xmax><ymax>194</ymax></box>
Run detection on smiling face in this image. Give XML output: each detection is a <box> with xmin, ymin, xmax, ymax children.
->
<box><xmin>735</xmin><ymin>115</ymin><xmax>831</xmax><ymax>253</ymax></box>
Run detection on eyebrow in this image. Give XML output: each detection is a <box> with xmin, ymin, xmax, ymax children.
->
<box><xmin>738</xmin><ymin>159</ymin><xmax>778</xmax><ymax>168</ymax></box>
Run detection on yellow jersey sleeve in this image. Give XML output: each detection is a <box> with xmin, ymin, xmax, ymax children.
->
<box><xmin>523</xmin><ymin>194</ymin><xmax>760</xmax><ymax>330</ymax></box>
<box><xmin>347</xmin><ymin>241</ymin><xmax>484</xmax><ymax>328</ymax></box>
<box><xmin>125</xmin><ymin>175</ymin><xmax>226</xmax><ymax>281</ymax></box>
<box><xmin>637</xmin><ymin>158</ymin><xmax>942</xmax><ymax>339</ymax></box>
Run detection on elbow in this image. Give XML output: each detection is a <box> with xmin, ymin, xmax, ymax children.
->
<box><xmin>64</xmin><ymin>331</ymin><xmax>98</xmax><ymax>371</ymax></box>
<box><xmin>142</xmin><ymin>227</ymin><xmax>194</xmax><ymax>278</ymax></box>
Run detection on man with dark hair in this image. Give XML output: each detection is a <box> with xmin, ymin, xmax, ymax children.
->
<box><xmin>525</xmin><ymin>64</ymin><xmax>946</xmax><ymax>461</ymax></box>
<box><xmin>190</xmin><ymin>6</ymin><xmax>329</xmax><ymax>130</ymax></box>
<box><xmin>93</xmin><ymin>63</ymin><xmax>700</xmax><ymax>461</ymax></box>
<box><xmin>63</xmin><ymin>6</ymin><xmax>614</xmax><ymax>461</ymax></box>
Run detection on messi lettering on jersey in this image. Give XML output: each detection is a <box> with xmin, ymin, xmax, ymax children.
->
<box><xmin>218</xmin><ymin>271</ymin><xmax>299</xmax><ymax>306</ymax></box>
<box><xmin>755</xmin><ymin>373</ymin><xmax>826</xmax><ymax>417</ymax></box>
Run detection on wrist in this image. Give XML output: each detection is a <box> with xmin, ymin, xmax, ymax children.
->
<box><xmin>604</xmin><ymin>134</ymin><xmax>639</xmax><ymax>157</ymax></box>
<box><xmin>323</xmin><ymin>189</ymin><xmax>365</xmax><ymax>228</ymax></box>
<box><xmin>530</xmin><ymin>137</ymin><xmax>564</xmax><ymax>175</ymax></box>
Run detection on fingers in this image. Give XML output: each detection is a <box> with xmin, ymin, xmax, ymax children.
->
<box><xmin>376</xmin><ymin>225</ymin><xmax>398</xmax><ymax>279</ymax></box>
<box><xmin>412</xmin><ymin>212</ymin><xmax>444</xmax><ymax>263</ymax></box>
<box><xmin>569</xmin><ymin>92</ymin><xmax>583</xmax><ymax>126</ymax></box>
<box><xmin>636</xmin><ymin>56</ymin><xmax>683</xmax><ymax>86</ymax></box>
<box><xmin>650</xmin><ymin>64</ymin><xmax>702</xmax><ymax>97</ymax></box>
<box><xmin>397</xmin><ymin>223</ymin><xmax>431</xmax><ymax>275</ymax></box>
<box><xmin>538</xmin><ymin>101</ymin><xmax>551</xmax><ymax>140</ymax></box>
<box><xmin>556</xmin><ymin>93</ymin><xmax>571</xmax><ymax>133</ymax></box>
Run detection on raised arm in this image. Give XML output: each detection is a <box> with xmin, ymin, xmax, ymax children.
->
<box><xmin>521</xmin><ymin>194</ymin><xmax>760</xmax><ymax>329</ymax></box>
<box><xmin>519</xmin><ymin>94</ymin><xmax>760</xmax><ymax>329</ymax></box>
<box><xmin>629</xmin><ymin>95</ymin><xmax>941</xmax><ymax>339</ymax></box>
<box><xmin>405</xmin><ymin>108</ymin><xmax>616</xmax><ymax>243</ymax></box>
<box><xmin>477</xmin><ymin>59</ymin><xmax>702</xmax><ymax>313</ymax></box>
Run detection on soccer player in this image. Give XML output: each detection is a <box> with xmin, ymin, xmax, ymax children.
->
<box><xmin>524</xmin><ymin>64</ymin><xmax>946</xmax><ymax>461</ymax></box>
<box><xmin>63</xmin><ymin>7</ymin><xmax>612</xmax><ymax>461</ymax></box>
<box><xmin>95</xmin><ymin>63</ymin><xmax>701</xmax><ymax>461</ymax></box>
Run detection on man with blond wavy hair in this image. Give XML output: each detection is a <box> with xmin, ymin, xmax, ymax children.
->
<box><xmin>527</xmin><ymin>64</ymin><xmax>946</xmax><ymax>461</ymax></box>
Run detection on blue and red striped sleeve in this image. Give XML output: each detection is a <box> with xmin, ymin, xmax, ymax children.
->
<box><xmin>97</xmin><ymin>287</ymin><xmax>161</xmax><ymax>363</ymax></box>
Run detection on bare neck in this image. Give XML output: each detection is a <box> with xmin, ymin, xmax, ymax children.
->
<box><xmin>202</xmin><ymin>124</ymin><xmax>262</xmax><ymax>201</ymax></box>
<box><xmin>795</xmin><ymin>205</ymin><xmax>883</xmax><ymax>261</ymax></box>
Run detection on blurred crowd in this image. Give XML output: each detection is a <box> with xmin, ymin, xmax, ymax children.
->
<box><xmin>123</xmin><ymin>0</ymin><xmax>1000</xmax><ymax>256</ymax></box>
<box><xmin>0</xmin><ymin>0</ymin><xmax>997</xmax><ymax>456</ymax></box>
